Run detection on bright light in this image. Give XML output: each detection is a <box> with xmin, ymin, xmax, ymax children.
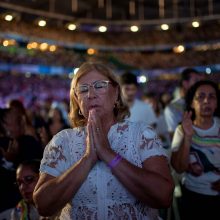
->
<box><xmin>87</xmin><ymin>48</ymin><xmax>95</xmax><ymax>55</ymax></box>
<box><xmin>49</xmin><ymin>45</ymin><xmax>57</xmax><ymax>52</ymax></box>
<box><xmin>39</xmin><ymin>43</ymin><xmax>48</xmax><ymax>51</ymax></box>
<box><xmin>67</xmin><ymin>24</ymin><xmax>76</xmax><ymax>31</ymax></box>
<box><xmin>27</xmin><ymin>42</ymin><xmax>38</xmax><ymax>50</ymax></box>
<box><xmin>27</xmin><ymin>43</ymin><xmax>32</xmax><ymax>50</ymax></box>
<box><xmin>31</xmin><ymin>42</ymin><xmax>38</xmax><ymax>49</ymax></box>
<box><xmin>205</xmin><ymin>67</ymin><xmax>212</xmax><ymax>74</ymax></box>
<box><xmin>74</xmin><ymin>68</ymin><xmax>79</xmax><ymax>74</ymax></box>
<box><xmin>98</xmin><ymin>26</ymin><xmax>107</xmax><ymax>32</ymax></box>
<box><xmin>3</xmin><ymin>40</ymin><xmax>9</xmax><ymax>47</ymax></box>
<box><xmin>192</xmin><ymin>21</ymin><xmax>200</xmax><ymax>28</ymax></box>
<box><xmin>2</xmin><ymin>39</ymin><xmax>16</xmax><ymax>46</ymax></box>
<box><xmin>161</xmin><ymin>24</ymin><xmax>169</xmax><ymax>30</ymax></box>
<box><xmin>173</xmin><ymin>45</ymin><xmax>185</xmax><ymax>53</ymax></box>
<box><xmin>38</xmin><ymin>20</ymin><xmax>46</xmax><ymax>27</ymax></box>
<box><xmin>5</xmin><ymin>14</ymin><xmax>13</xmax><ymax>21</ymax></box>
<box><xmin>137</xmin><ymin>75</ymin><xmax>147</xmax><ymax>83</ymax></box>
<box><xmin>130</xmin><ymin>25</ymin><xmax>139</xmax><ymax>32</ymax></box>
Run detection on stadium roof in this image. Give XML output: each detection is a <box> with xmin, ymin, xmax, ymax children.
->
<box><xmin>0</xmin><ymin>0</ymin><xmax>220</xmax><ymax>26</ymax></box>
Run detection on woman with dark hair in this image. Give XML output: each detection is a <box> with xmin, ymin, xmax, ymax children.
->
<box><xmin>171</xmin><ymin>80</ymin><xmax>220</xmax><ymax>220</ymax></box>
<box><xmin>33</xmin><ymin>62</ymin><xmax>174</xmax><ymax>220</ymax></box>
<box><xmin>11</xmin><ymin>160</ymin><xmax>41</xmax><ymax>220</ymax></box>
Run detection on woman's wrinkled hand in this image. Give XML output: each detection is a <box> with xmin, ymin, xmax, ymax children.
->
<box><xmin>87</xmin><ymin>109</ymin><xmax>111</xmax><ymax>161</ymax></box>
<box><xmin>182</xmin><ymin>111</ymin><xmax>194</xmax><ymax>138</ymax></box>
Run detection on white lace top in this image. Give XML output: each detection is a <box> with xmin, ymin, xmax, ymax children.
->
<box><xmin>40</xmin><ymin>120</ymin><xmax>167</xmax><ymax>220</ymax></box>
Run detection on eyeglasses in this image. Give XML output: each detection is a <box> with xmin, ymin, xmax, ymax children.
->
<box><xmin>75</xmin><ymin>80</ymin><xmax>111</xmax><ymax>98</ymax></box>
<box><xmin>15</xmin><ymin>175</ymin><xmax>38</xmax><ymax>187</ymax></box>
<box><xmin>194</xmin><ymin>93</ymin><xmax>217</xmax><ymax>102</ymax></box>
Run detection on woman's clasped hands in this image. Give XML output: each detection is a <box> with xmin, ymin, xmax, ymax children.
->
<box><xmin>86</xmin><ymin>109</ymin><xmax>111</xmax><ymax>165</ymax></box>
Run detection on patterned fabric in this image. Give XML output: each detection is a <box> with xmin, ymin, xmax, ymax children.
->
<box><xmin>40</xmin><ymin>120</ymin><xmax>167</xmax><ymax>220</ymax></box>
<box><xmin>172</xmin><ymin>117</ymin><xmax>220</xmax><ymax>195</ymax></box>
<box><xmin>11</xmin><ymin>200</ymin><xmax>41</xmax><ymax>220</ymax></box>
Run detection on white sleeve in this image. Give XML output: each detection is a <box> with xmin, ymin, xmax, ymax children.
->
<box><xmin>164</xmin><ymin>105</ymin><xmax>179</xmax><ymax>132</ymax></box>
<box><xmin>40</xmin><ymin>130</ymin><xmax>70</xmax><ymax>177</ymax></box>
<box><xmin>137</xmin><ymin>125</ymin><xmax>168</xmax><ymax>162</ymax></box>
<box><xmin>145</xmin><ymin>105</ymin><xmax>157</xmax><ymax>125</ymax></box>
<box><xmin>171</xmin><ymin>125</ymin><xmax>184</xmax><ymax>152</ymax></box>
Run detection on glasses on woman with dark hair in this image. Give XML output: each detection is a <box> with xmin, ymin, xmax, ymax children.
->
<box><xmin>75</xmin><ymin>80</ymin><xmax>112</xmax><ymax>98</ymax></box>
<box><xmin>15</xmin><ymin>175</ymin><xmax>38</xmax><ymax>187</ymax></box>
<box><xmin>194</xmin><ymin>93</ymin><xmax>217</xmax><ymax>102</ymax></box>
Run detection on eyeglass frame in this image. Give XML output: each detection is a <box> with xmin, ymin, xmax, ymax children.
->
<box><xmin>15</xmin><ymin>175</ymin><xmax>38</xmax><ymax>187</ymax></box>
<box><xmin>194</xmin><ymin>93</ymin><xmax>217</xmax><ymax>102</ymax></box>
<box><xmin>74</xmin><ymin>80</ymin><xmax>112</xmax><ymax>98</ymax></box>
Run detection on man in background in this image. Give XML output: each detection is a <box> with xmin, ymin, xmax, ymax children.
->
<box><xmin>164</xmin><ymin>68</ymin><xmax>204</xmax><ymax>139</ymax></box>
<box><xmin>120</xmin><ymin>72</ymin><xmax>157</xmax><ymax>127</ymax></box>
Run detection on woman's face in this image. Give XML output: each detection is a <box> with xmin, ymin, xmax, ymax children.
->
<box><xmin>191</xmin><ymin>85</ymin><xmax>217</xmax><ymax>118</ymax></box>
<box><xmin>75</xmin><ymin>70</ymin><xmax>118</xmax><ymax>120</ymax></box>
<box><xmin>3</xmin><ymin>110</ymin><xmax>24</xmax><ymax>138</ymax></box>
<box><xmin>16</xmin><ymin>165</ymin><xmax>39</xmax><ymax>203</ymax></box>
<box><xmin>50</xmin><ymin>108</ymin><xmax>62</xmax><ymax>121</ymax></box>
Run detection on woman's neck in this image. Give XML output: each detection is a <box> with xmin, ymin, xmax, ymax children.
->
<box><xmin>100</xmin><ymin>115</ymin><xmax>116</xmax><ymax>134</ymax></box>
<box><xmin>193</xmin><ymin>117</ymin><xmax>214</xmax><ymax>129</ymax></box>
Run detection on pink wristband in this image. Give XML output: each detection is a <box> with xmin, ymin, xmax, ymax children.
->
<box><xmin>108</xmin><ymin>154</ymin><xmax>122</xmax><ymax>169</ymax></box>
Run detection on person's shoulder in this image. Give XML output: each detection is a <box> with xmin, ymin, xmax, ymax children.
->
<box><xmin>56</xmin><ymin>127</ymin><xmax>79</xmax><ymax>135</ymax></box>
<box><xmin>135</xmin><ymin>99</ymin><xmax>152</xmax><ymax>109</ymax></box>
<box><xmin>135</xmin><ymin>99</ymin><xmax>147</xmax><ymax>105</ymax></box>
<box><xmin>213</xmin><ymin>117</ymin><xmax>220</xmax><ymax>128</ymax></box>
<box><xmin>128</xmin><ymin>120</ymin><xmax>154</xmax><ymax>132</ymax></box>
<box><xmin>165</xmin><ymin>97</ymin><xmax>184</xmax><ymax>112</ymax></box>
<box><xmin>0</xmin><ymin>208</ymin><xmax>14</xmax><ymax>220</ymax></box>
<box><xmin>50</xmin><ymin>127</ymin><xmax>81</xmax><ymax>143</ymax></box>
<box><xmin>214</xmin><ymin>116</ymin><xmax>220</xmax><ymax>123</ymax></box>
<box><xmin>168</xmin><ymin>97</ymin><xmax>184</xmax><ymax>107</ymax></box>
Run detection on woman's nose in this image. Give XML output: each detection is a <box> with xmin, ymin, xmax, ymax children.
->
<box><xmin>87</xmin><ymin>87</ymin><xmax>97</xmax><ymax>98</ymax></box>
<box><xmin>203</xmin><ymin>96</ymin><xmax>209</xmax><ymax>103</ymax></box>
<box><xmin>19</xmin><ymin>182</ymin><xmax>27</xmax><ymax>191</ymax></box>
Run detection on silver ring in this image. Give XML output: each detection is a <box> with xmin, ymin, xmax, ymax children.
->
<box><xmin>96</xmin><ymin>127</ymin><xmax>100</xmax><ymax>132</ymax></box>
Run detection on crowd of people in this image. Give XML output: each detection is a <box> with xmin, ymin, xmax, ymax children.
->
<box><xmin>1</xmin><ymin>19</ymin><xmax>220</xmax><ymax>46</ymax></box>
<box><xmin>0</xmin><ymin>73</ymin><xmax>70</xmax><ymax>108</ymax></box>
<box><xmin>1</xmin><ymin>41</ymin><xmax>220</xmax><ymax>70</ymax></box>
<box><xmin>0</xmin><ymin>7</ymin><xmax>220</xmax><ymax>219</ymax></box>
<box><xmin>0</xmin><ymin>62</ymin><xmax>219</xmax><ymax>220</ymax></box>
<box><xmin>1</xmin><ymin>18</ymin><xmax>220</xmax><ymax>71</ymax></box>
<box><xmin>0</xmin><ymin>71</ymin><xmax>179</xmax><ymax>110</ymax></box>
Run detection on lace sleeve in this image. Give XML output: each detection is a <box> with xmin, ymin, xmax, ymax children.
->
<box><xmin>40</xmin><ymin>130</ymin><xmax>69</xmax><ymax>177</ymax></box>
<box><xmin>138</xmin><ymin>125</ymin><xmax>168</xmax><ymax>162</ymax></box>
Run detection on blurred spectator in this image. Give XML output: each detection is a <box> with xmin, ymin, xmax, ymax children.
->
<box><xmin>142</xmin><ymin>92</ymin><xmax>171</xmax><ymax>151</ymax></box>
<box><xmin>11</xmin><ymin>160</ymin><xmax>41</xmax><ymax>220</ymax></box>
<box><xmin>38</xmin><ymin>102</ymin><xmax>70</xmax><ymax>147</ymax></box>
<box><xmin>164</xmin><ymin>68</ymin><xmax>204</xmax><ymax>139</ymax></box>
<box><xmin>8</xmin><ymin>99</ymin><xmax>38</xmax><ymax>140</ymax></box>
<box><xmin>0</xmin><ymin>159</ymin><xmax>58</xmax><ymax>219</ymax></box>
<box><xmin>171</xmin><ymin>80</ymin><xmax>220</xmax><ymax>220</ymax></box>
<box><xmin>0</xmin><ymin>108</ymin><xmax>21</xmax><ymax>213</ymax></box>
<box><xmin>120</xmin><ymin>72</ymin><xmax>157</xmax><ymax>127</ymax></box>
